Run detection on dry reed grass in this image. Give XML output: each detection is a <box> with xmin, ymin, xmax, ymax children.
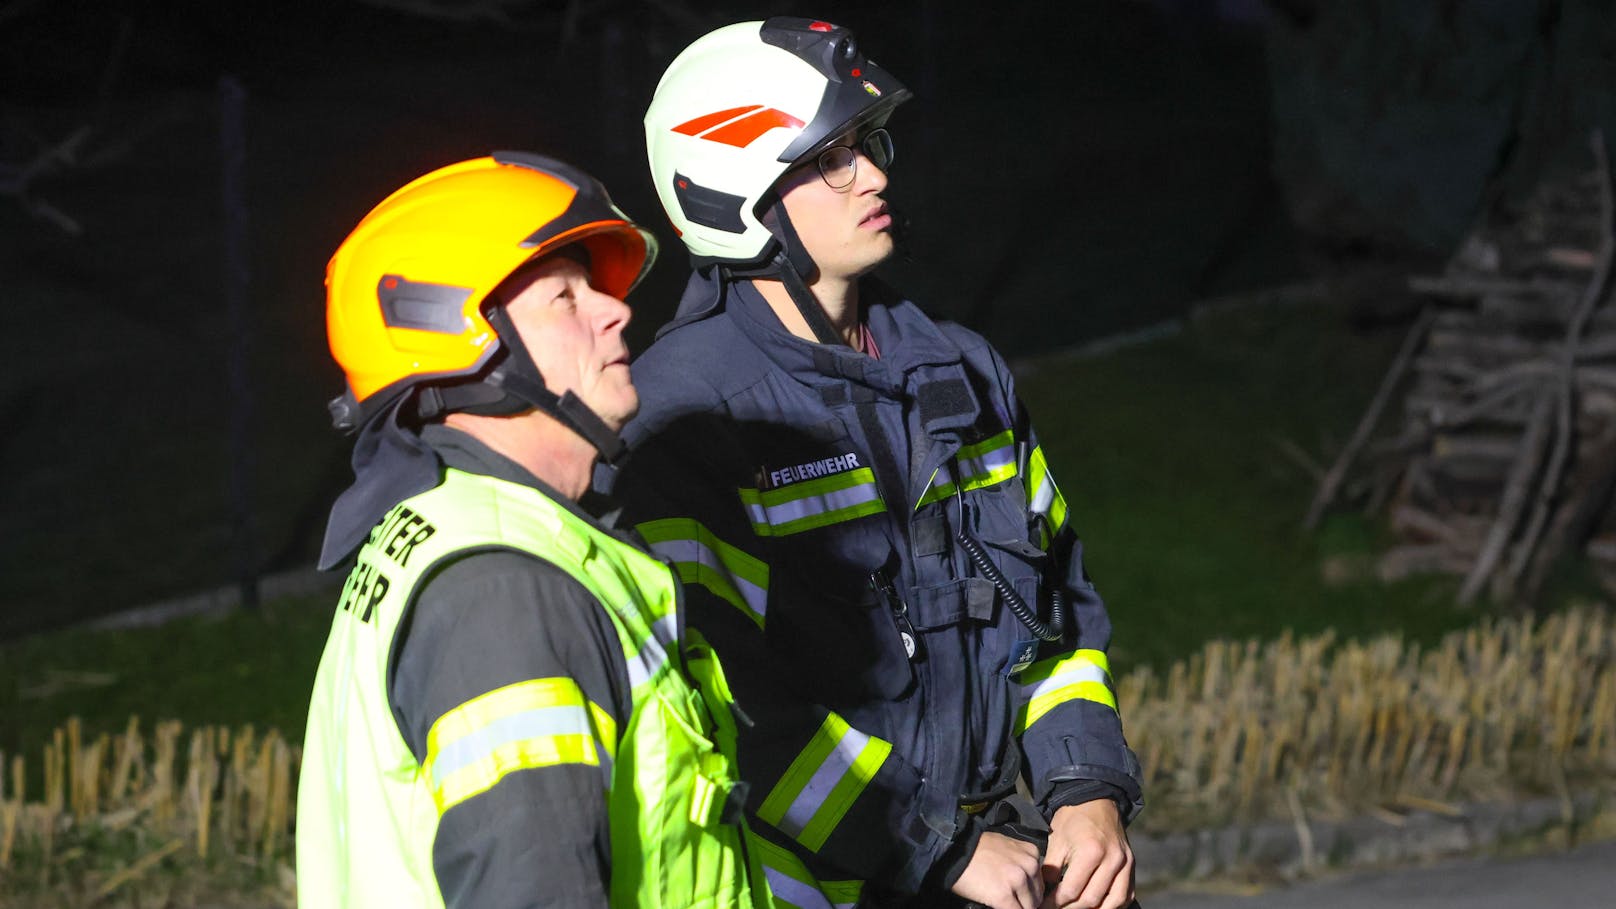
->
<box><xmin>0</xmin><ymin>717</ymin><xmax>297</xmax><ymax>906</ymax></box>
<box><xmin>2</xmin><ymin>605</ymin><xmax>1612</xmax><ymax>900</ymax></box>
<box><xmin>1119</xmin><ymin>604</ymin><xmax>1616</xmax><ymax>831</ymax></box>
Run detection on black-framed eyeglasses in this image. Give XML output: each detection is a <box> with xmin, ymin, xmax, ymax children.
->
<box><xmin>816</xmin><ymin>128</ymin><xmax>894</xmax><ymax>190</ymax></box>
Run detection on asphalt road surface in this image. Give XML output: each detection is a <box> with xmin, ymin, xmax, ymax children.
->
<box><xmin>1141</xmin><ymin>838</ymin><xmax>1616</xmax><ymax>908</ymax></box>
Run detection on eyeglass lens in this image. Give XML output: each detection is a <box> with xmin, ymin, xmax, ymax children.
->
<box><xmin>816</xmin><ymin>129</ymin><xmax>895</xmax><ymax>189</ymax></box>
<box><xmin>862</xmin><ymin>129</ymin><xmax>893</xmax><ymax>170</ymax></box>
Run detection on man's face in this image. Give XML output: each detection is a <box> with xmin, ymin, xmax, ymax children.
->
<box><xmin>501</xmin><ymin>252</ymin><xmax>638</xmax><ymax>431</ymax></box>
<box><xmin>775</xmin><ymin>128</ymin><xmax>895</xmax><ymax>282</ymax></box>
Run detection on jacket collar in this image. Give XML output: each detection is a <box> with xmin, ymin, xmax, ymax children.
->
<box><xmin>318</xmin><ymin>400</ymin><xmax>443</xmax><ymax>570</ymax></box>
<box><xmin>731</xmin><ymin>278</ymin><xmax>982</xmax><ymax>440</ymax></box>
<box><xmin>652</xmin><ymin>269</ymin><xmax>981</xmax><ymax>438</ymax></box>
<box><xmin>724</xmin><ymin>276</ymin><xmax>967</xmax><ymax>385</ymax></box>
<box><xmin>652</xmin><ymin>266</ymin><xmax>728</xmax><ymax>341</ymax></box>
<box><xmin>318</xmin><ymin>413</ymin><xmax>624</xmax><ymax>570</ymax></box>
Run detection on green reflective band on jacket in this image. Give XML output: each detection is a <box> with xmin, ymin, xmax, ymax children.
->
<box><xmin>738</xmin><ymin>468</ymin><xmax>884</xmax><ymax>537</ymax></box>
<box><xmin>639</xmin><ymin>517</ymin><xmax>770</xmax><ymax>630</ymax></box>
<box><xmin>297</xmin><ymin>468</ymin><xmax>762</xmax><ymax>909</ymax></box>
<box><xmin>756</xmin><ymin>711</ymin><xmax>892</xmax><ymax>853</ymax></box>
<box><xmin>1012</xmin><ymin>648</ymin><xmax>1117</xmax><ymax>736</ymax></box>
<box><xmin>916</xmin><ymin>428</ymin><xmax>1019</xmax><ymax>509</ymax></box>
<box><xmin>425</xmin><ymin>677</ymin><xmax>618</xmax><ymax>814</ymax></box>
<box><xmin>749</xmin><ymin>832</ymin><xmax>863</xmax><ymax>909</ymax></box>
<box><xmin>1026</xmin><ymin>444</ymin><xmax>1069</xmax><ymax>547</ymax></box>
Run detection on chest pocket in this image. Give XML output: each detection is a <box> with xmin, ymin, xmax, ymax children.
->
<box><xmin>766</xmin><ymin>545</ymin><xmax>914</xmax><ymax>707</ymax></box>
<box><xmin>934</xmin><ymin>468</ymin><xmax>1051</xmax><ymax>671</ymax></box>
<box><xmin>741</xmin><ymin>415</ymin><xmax>915</xmax><ymax>706</ymax></box>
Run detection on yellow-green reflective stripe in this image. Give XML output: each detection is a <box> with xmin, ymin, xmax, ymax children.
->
<box><xmin>1013</xmin><ymin>649</ymin><xmax>1116</xmax><ymax>734</ymax></box>
<box><xmin>739</xmin><ymin>468</ymin><xmax>884</xmax><ymax>537</ymax></box>
<box><xmin>819</xmin><ymin>879</ymin><xmax>863</xmax><ymax>907</ymax></box>
<box><xmin>917</xmin><ymin>430</ymin><xmax>1018</xmax><ymax>508</ymax></box>
<box><xmin>757</xmin><ymin>713</ymin><xmax>892</xmax><ymax>852</ymax></box>
<box><xmin>425</xmin><ymin>678</ymin><xmax>616</xmax><ymax>814</ymax></box>
<box><xmin>638</xmin><ymin>518</ymin><xmax>770</xmax><ymax>630</ymax></box>
<box><xmin>1018</xmin><ymin>647</ymin><xmax>1111</xmax><ymax>684</ymax></box>
<box><xmin>750</xmin><ymin>835</ymin><xmax>863</xmax><ymax>909</ymax></box>
<box><xmin>1026</xmin><ymin>445</ymin><xmax>1069</xmax><ymax>542</ymax></box>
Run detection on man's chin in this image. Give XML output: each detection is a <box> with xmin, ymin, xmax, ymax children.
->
<box><xmin>861</xmin><ymin>239</ymin><xmax>896</xmax><ymax>272</ymax></box>
<box><xmin>605</xmin><ymin>397</ymin><xmax>640</xmax><ymax>433</ymax></box>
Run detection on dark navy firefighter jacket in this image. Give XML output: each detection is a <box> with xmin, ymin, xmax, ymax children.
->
<box><xmin>609</xmin><ymin>270</ymin><xmax>1143</xmax><ymax>902</ymax></box>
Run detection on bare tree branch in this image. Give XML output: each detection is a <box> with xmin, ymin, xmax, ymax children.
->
<box><xmin>0</xmin><ymin>126</ymin><xmax>91</xmax><ymax>235</ymax></box>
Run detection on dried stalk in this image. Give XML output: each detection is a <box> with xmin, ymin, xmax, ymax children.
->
<box><xmin>91</xmin><ymin>837</ymin><xmax>184</xmax><ymax>901</ymax></box>
<box><xmin>0</xmin><ymin>796</ymin><xmax>17</xmax><ymax>870</ymax></box>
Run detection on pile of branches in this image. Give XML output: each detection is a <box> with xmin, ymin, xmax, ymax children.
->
<box><xmin>1307</xmin><ymin>132</ymin><xmax>1616</xmax><ymax>604</ymax></box>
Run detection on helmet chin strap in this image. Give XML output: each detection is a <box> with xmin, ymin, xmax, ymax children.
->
<box><xmin>452</xmin><ymin>306</ymin><xmax>628</xmax><ymax>464</ymax></box>
<box><xmin>756</xmin><ymin>201</ymin><xmax>848</xmax><ymax>347</ymax></box>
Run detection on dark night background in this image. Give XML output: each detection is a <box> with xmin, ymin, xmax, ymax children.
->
<box><xmin>2</xmin><ymin>0</ymin><xmax>1613</xmax><ymax>638</ymax></box>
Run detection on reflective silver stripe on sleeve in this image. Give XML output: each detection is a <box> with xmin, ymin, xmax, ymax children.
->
<box><xmin>776</xmin><ymin>726</ymin><xmax>872</xmax><ymax>839</ymax></box>
<box><xmin>1020</xmin><ymin>661</ymin><xmax>1110</xmax><ymax>703</ymax></box>
<box><xmin>649</xmin><ymin>537</ymin><xmax>767</xmax><ymax>624</ymax></box>
<box><xmin>763</xmin><ymin>866</ymin><xmax>834</xmax><ymax>909</ymax></box>
<box><xmin>428</xmin><ymin>705</ymin><xmax>594</xmax><ymax>786</ymax></box>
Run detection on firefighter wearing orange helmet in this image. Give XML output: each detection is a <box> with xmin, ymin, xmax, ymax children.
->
<box><xmin>298</xmin><ymin>152</ymin><xmax>764</xmax><ymax>909</ymax></box>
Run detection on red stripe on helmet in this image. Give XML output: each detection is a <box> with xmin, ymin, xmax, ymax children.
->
<box><xmin>699</xmin><ymin>108</ymin><xmax>805</xmax><ymax>148</ymax></box>
<box><xmin>671</xmin><ymin>105</ymin><xmax>763</xmax><ymax>136</ymax></box>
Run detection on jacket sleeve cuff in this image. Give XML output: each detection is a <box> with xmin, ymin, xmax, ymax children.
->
<box><xmin>1043</xmin><ymin>779</ymin><xmax>1132</xmax><ymax>823</ymax></box>
<box><xmin>1039</xmin><ymin>763</ymin><xmax>1145</xmax><ymax>825</ymax></box>
<box><xmin>921</xmin><ymin>813</ymin><xmax>986</xmax><ymax>894</ymax></box>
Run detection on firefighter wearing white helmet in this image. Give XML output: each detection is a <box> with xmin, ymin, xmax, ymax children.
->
<box><xmin>619</xmin><ymin>17</ymin><xmax>1143</xmax><ymax>909</ymax></box>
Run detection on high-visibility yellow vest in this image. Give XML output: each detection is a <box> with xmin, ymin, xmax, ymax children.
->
<box><xmin>297</xmin><ymin>467</ymin><xmax>763</xmax><ymax>908</ymax></box>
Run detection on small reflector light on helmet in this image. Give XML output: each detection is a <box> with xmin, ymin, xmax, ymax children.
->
<box><xmin>809</xmin><ymin>20</ymin><xmax>834</xmax><ymax>31</ymax></box>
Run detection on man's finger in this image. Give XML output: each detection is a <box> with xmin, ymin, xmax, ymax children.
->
<box><xmin>1051</xmin><ymin>843</ymin><xmax>1100</xmax><ymax>906</ymax></box>
<box><xmin>1065</xmin><ymin>849</ymin><xmax>1123</xmax><ymax>909</ymax></box>
<box><xmin>1020</xmin><ymin>852</ymin><xmax>1046</xmax><ymax>909</ymax></box>
<box><xmin>1099</xmin><ymin>855</ymin><xmax>1135</xmax><ymax>909</ymax></box>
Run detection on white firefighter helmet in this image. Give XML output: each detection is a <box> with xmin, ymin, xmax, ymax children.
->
<box><xmin>644</xmin><ymin>17</ymin><xmax>912</xmax><ymax>270</ymax></box>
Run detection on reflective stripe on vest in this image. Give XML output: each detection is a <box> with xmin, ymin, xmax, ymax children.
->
<box><xmin>1013</xmin><ymin>648</ymin><xmax>1116</xmax><ymax>736</ymax></box>
<box><xmin>624</xmin><ymin>612</ymin><xmax>677</xmax><ymax>690</ymax></box>
<box><xmin>738</xmin><ymin>468</ymin><xmax>883</xmax><ymax>537</ymax></box>
<box><xmin>756</xmin><ymin>711</ymin><xmax>892</xmax><ymax>853</ymax></box>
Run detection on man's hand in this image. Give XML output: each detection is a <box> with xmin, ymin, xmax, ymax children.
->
<box><xmin>1039</xmin><ymin>799</ymin><xmax>1133</xmax><ymax>909</ymax></box>
<box><xmin>950</xmin><ymin>830</ymin><xmax>1046</xmax><ymax>909</ymax></box>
